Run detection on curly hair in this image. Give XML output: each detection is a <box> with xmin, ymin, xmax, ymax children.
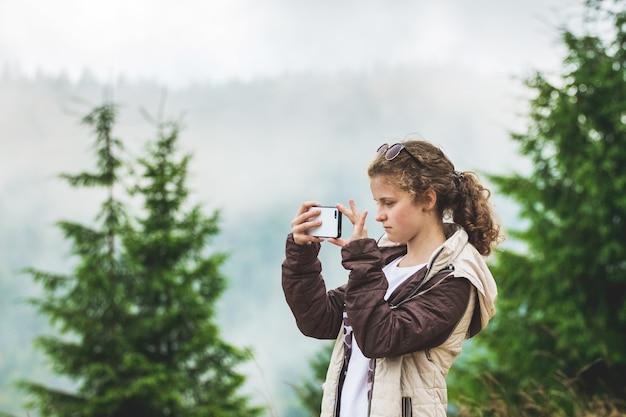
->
<box><xmin>368</xmin><ymin>140</ymin><xmax>503</xmax><ymax>256</ymax></box>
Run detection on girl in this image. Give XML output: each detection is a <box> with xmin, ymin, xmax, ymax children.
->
<box><xmin>282</xmin><ymin>140</ymin><xmax>501</xmax><ymax>417</ymax></box>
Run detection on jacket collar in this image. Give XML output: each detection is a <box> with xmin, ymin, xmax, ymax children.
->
<box><xmin>377</xmin><ymin>223</ymin><xmax>467</xmax><ymax>274</ymax></box>
<box><xmin>378</xmin><ymin>223</ymin><xmax>498</xmax><ymax>331</ymax></box>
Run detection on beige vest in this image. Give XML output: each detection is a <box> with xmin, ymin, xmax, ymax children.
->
<box><xmin>320</xmin><ymin>227</ymin><xmax>496</xmax><ymax>416</ymax></box>
<box><xmin>320</xmin><ymin>289</ymin><xmax>476</xmax><ymax>417</ymax></box>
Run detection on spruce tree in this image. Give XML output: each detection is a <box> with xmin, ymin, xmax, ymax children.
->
<box><xmin>21</xmin><ymin>102</ymin><xmax>262</xmax><ymax>417</ymax></box>
<box><xmin>451</xmin><ymin>1</ymin><xmax>626</xmax><ymax>414</ymax></box>
<box><xmin>22</xmin><ymin>102</ymin><xmax>129</xmax><ymax>416</ymax></box>
<box><xmin>120</xmin><ymin>116</ymin><xmax>261</xmax><ymax>416</ymax></box>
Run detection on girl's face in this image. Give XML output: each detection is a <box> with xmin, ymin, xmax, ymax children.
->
<box><xmin>369</xmin><ymin>175</ymin><xmax>431</xmax><ymax>244</ymax></box>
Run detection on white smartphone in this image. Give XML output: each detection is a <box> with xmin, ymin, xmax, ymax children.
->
<box><xmin>306</xmin><ymin>206</ymin><xmax>342</xmax><ymax>238</ymax></box>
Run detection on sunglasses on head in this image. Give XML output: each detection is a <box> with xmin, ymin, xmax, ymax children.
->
<box><xmin>377</xmin><ymin>143</ymin><xmax>422</xmax><ymax>168</ymax></box>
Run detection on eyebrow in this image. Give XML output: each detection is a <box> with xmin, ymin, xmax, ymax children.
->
<box><xmin>375</xmin><ymin>196</ymin><xmax>396</xmax><ymax>203</ymax></box>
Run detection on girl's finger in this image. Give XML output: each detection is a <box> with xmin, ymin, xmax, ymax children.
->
<box><xmin>296</xmin><ymin>201</ymin><xmax>322</xmax><ymax>217</ymax></box>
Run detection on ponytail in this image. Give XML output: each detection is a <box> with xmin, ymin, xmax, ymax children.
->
<box><xmin>451</xmin><ymin>171</ymin><xmax>502</xmax><ymax>256</ymax></box>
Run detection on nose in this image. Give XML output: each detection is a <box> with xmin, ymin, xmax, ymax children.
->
<box><xmin>375</xmin><ymin>209</ymin><xmax>386</xmax><ymax>223</ymax></box>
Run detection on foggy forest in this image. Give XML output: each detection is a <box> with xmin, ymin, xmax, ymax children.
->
<box><xmin>1</xmin><ymin>65</ymin><xmax>524</xmax><ymax>416</ymax></box>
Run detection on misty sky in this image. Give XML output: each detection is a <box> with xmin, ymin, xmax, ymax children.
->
<box><xmin>0</xmin><ymin>0</ymin><xmax>580</xmax><ymax>88</ymax></box>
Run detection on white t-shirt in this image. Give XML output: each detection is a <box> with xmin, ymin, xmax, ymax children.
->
<box><xmin>340</xmin><ymin>256</ymin><xmax>427</xmax><ymax>417</ymax></box>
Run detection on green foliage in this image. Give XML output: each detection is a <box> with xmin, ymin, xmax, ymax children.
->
<box><xmin>20</xmin><ymin>102</ymin><xmax>262</xmax><ymax>416</ymax></box>
<box><xmin>290</xmin><ymin>342</ymin><xmax>333</xmax><ymax>417</ymax></box>
<box><xmin>452</xmin><ymin>0</ymin><xmax>626</xmax><ymax>414</ymax></box>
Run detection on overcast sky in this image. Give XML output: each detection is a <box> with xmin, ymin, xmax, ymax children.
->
<box><xmin>0</xmin><ymin>0</ymin><xmax>581</xmax><ymax>88</ymax></box>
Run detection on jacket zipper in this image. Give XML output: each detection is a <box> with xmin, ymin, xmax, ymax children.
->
<box><xmin>334</xmin><ymin>354</ymin><xmax>345</xmax><ymax>417</ymax></box>
<box><xmin>389</xmin><ymin>262</ymin><xmax>455</xmax><ymax>310</ymax></box>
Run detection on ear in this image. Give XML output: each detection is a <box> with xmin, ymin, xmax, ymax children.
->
<box><xmin>423</xmin><ymin>189</ymin><xmax>437</xmax><ymax>211</ymax></box>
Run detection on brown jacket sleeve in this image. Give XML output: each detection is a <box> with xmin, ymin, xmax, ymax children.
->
<box><xmin>281</xmin><ymin>234</ymin><xmax>345</xmax><ymax>340</ymax></box>
<box><xmin>342</xmin><ymin>238</ymin><xmax>471</xmax><ymax>358</ymax></box>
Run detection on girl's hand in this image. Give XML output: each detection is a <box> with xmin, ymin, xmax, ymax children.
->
<box><xmin>328</xmin><ymin>199</ymin><xmax>368</xmax><ymax>247</ymax></box>
<box><xmin>291</xmin><ymin>201</ymin><xmax>325</xmax><ymax>245</ymax></box>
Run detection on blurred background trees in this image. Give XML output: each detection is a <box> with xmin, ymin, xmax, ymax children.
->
<box><xmin>19</xmin><ymin>102</ymin><xmax>262</xmax><ymax>416</ymax></box>
<box><xmin>289</xmin><ymin>343</ymin><xmax>333</xmax><ymax>417</ymax></box>
<box><xmin>450</xmin><ymin>0</ymin><xmax>626</xmax><ymax>415</ymax></box>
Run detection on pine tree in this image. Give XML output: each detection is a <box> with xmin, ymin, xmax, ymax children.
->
<box><xmin>451</xmin><ymin>1</ymin><xmax>626</xmax><ymax>414</ymax></box>
<box><xmin>21</xmin><ymin>102</ymin><xmax>129</xmax><ymax>416</ymax></box>
<box><xmin>20</xmin><ymin>102</ymin><xmax>262</xmax><ymax>417</ymax></box>
<box><xmin>120</xmin><ymin>116</ymin><xmax>261</xmax><ymax>416</ymax></box>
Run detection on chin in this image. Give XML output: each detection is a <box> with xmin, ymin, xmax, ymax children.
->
<box><xmin>388</xmin><ymin>236</ymin><xmax>406</xmax><ymax>244</ymax></box>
